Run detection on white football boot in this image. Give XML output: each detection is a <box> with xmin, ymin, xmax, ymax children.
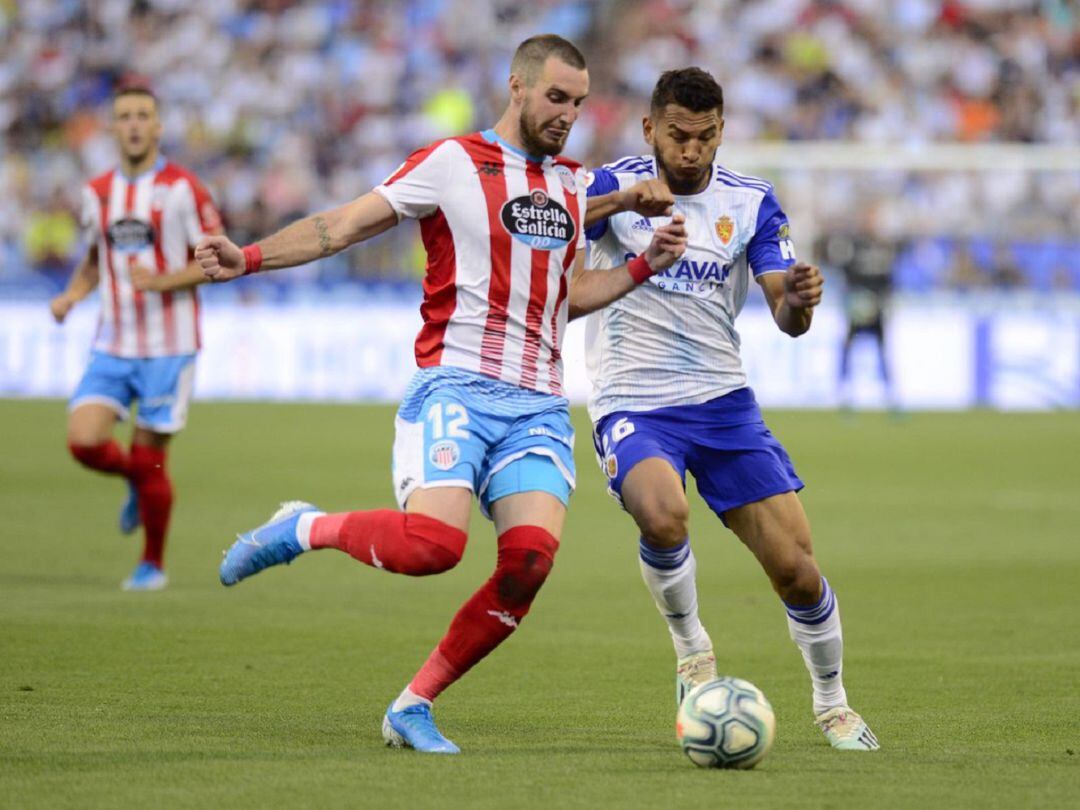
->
<box><xmin>816</xmin><ymin>707</ymin><xmax>880</xmax><ymax>750</ymax></box>
<box><xmin>676</xmin><ymin>649</ymin><xmax>717</xmax><ymax>706</ymax></box>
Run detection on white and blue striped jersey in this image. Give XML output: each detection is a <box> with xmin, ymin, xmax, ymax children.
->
<box><xmin>583</xmin><ymin>155</ymin><xmax>796</xmax><ymax>421</ymax></box>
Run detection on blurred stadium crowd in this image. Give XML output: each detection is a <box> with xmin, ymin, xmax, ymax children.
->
<box><xmin>2</xmin><ymin>0</ymin><xmax>1077</xmax><ymax>298</ymax></box>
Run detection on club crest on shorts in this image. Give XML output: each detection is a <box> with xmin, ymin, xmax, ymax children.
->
<box><xmin>429</xmin><ymin>440</ymin><xmax>460</xmax><ymax>471</ymax></box>
<box><xmin>715</xmin><ymin>215</ymin><xmax>734</xmax><ymax>245</ymax></box>
<box><xmin>605</xmin><ymin>454</ymin><xmax>618</xmax><ymax>479</ymax></box>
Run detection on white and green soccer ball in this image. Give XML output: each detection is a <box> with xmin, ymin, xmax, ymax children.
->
<box><xmin>676</xmin><ymin>676</ymin><xmax>776</xmax><ymax>769</ymax></box>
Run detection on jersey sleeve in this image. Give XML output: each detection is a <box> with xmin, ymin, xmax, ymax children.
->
<box><xmin>374</xmin><ymin>142</ymin><xmax>450</xmax><ymax>221</ymax></box>
<box><xmin>179</xmin><ymin>176</ymin><xmax>223</xmax><ymax>248</ymax></box>
<box><xmin>747</xmin><ymin>189</ymin><xmax>797</xmax><ymax>276</ymax></box>
<box><xmin>79</xmin><ymin>185</ymin><xmax>99</xmax><ymax>241</ymax></box>
<box><xmin>584</xmin><ymin>167</ymin><xmax>621</xmax><ymax>241</ymax></box>
<box><xmin>192</xmin><ymin>176</ymin><xmax>223</xmax><ymax>238</ymax></box>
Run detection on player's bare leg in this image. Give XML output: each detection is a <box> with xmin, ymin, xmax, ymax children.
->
<box><xmin>382</xmin><ymin>490</ymin><xmax>564</xmax><ymax>753</ymax></box>
<box><xmin>724</xmin><ymin>492</ymin><xmax>878</xmax><ymax>750</ymax></box>
<box><xmin>67</xmin><ymin>402</ymin><xmax>121</xmax><ymax>452</ymax></box>
<box><xmin>622</xmin><ymin>458</ymin><xmax>715</xmax><ymax>703</ymax></box>
<box><xmin>404</xmin><ymin>485</ymin><xmax>473</xmax><ymax>533</ymax></box>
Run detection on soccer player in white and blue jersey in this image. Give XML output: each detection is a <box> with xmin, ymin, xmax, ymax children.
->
<box><xmin>582</xmin><ymin>68</ymin><xmax>879</xmax><ymax>751</ymax></box>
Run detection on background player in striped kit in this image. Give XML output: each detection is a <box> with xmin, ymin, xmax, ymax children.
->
<box><xmin>583</xmin><ymin>68</ymin><xmax>879</xmax><ymax>751</ymax></box>
<box><xmin>50</xmin><ymin>82</ymin><xmax>222</xmax><ymax>591</ymax></box>
<box><xmin>194</xmin><ymin>35</ymin><xmax>684</xmax><ymax>754</ymax></box>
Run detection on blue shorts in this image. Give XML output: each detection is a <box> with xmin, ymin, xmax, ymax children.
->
<box><xmin>392</xmin><ymin>367</ymin><xmax>575</xmax><ymax>518</ymax></box>
<box><xmin>592</xmin><ymin>388</ymin><xmax>803</xmax><ymax>522</ymax></box>
<box><xmin>70</xmin><ymin>351</ymin><xmax>197</xmax><ymax>434</ymax></box>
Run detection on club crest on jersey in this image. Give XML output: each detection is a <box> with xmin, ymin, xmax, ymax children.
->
<box><xmin>554</xmin><ymin>164</ymin><xmax>577</xmax><ymax>193</ymax></box>
<box><xmin>777</xmin><ymin>222</ymin><xmax>796</xmax><ymax>260</ymax></box>
<box><xmin>500</xmin><ymin>191</ymin><xmax>575</xmax><ymax>251</ymax></box>
<box><xmin>429</xmin><ymin>440</ymin><xmax>460</xmax><ymax>471</ymax></box>
<box><xmin>107</xmin><ymin>218</ymin><xmax>155</xmax><ymax>253</ymax></box>
<box><xmin>715</xmin><ymin>215</ymin><xmax>734</xmax><ymax>245</ymax></box>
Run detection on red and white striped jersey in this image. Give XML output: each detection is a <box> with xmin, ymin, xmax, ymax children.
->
<box><xmin>80</xmin><ymin>158</ymin><xmax>221</xmax><ymax>358</ymax></box>
<box><xmin>374</xmin><ymin>129</ymin><xmax>587</xmax><ymax>397</ymax></box>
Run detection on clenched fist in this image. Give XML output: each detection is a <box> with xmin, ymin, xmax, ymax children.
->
<box><xmin>783</xmin><ymin>263</ymin><xmax>824</xmax><ymax>309</ymax></box>
<box><xmin>642</xmin><ymin>213</ymin><xmax>688</xmax><ymax>273</ymax></box>
<box><xmin>195</xmin><ymin>235</ymin><xmax>245</xmax><ymax>282</ymax></box>
<box><xmin>620</xmin><ymin>178</ymin><xmax>674</xmax><ymax>219</ymax></box>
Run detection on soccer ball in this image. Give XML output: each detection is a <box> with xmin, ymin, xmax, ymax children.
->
<box><xmin>676</xmin><ymin>676</ymin><xmax>776</xmax><ymax>769</ymax></box>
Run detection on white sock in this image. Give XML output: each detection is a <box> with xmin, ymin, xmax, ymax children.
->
<box><xmin>295</xmin><ymin>511</ymin><xmax>324</xmax><ymax>551</ymax></box>
<box><xmin>391</xmin><ymin>686</ymin><xmax>432</xmax><ymax>713</ymax></box>
<box><xmin>639</xmin><ymin>537</ymin><xmax>712</xmax><ymax>659</ymax></box>
<box><xmin>785</xmin><ymin>577</ymin><xmax>848</xmax><ymax>716</ymax></box>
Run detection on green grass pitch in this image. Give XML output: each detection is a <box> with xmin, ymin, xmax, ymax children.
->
<box><xmin>2</xmin><ymin>400</ymin><xmax>1078</xmax><ymax>809</ymax></box>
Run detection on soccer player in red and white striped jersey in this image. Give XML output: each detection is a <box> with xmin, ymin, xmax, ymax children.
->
<box><xmin>197</xmin><ymin>35</ymin><xmax>685</xmax><ymax>752</ymax></box>
<box><xmin>50</xmin><ymin>83</ymin><xmax>223</xmax><ymax>591</ymax></box>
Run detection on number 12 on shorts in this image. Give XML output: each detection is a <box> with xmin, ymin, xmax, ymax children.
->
<box><xmin>427</xmin><ymin>402</ymin><xmax>471</xmax><ymax>439</ymax></box>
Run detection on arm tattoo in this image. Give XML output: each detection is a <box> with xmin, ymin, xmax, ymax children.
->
<box><xmin>314</xmin><ymin>216</ymin><xmax>332</xmax><ymax>256</ymax></box>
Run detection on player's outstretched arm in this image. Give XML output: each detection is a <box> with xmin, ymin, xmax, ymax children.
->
<box><xmin>196</xmin><ymin>192</ymin><xmax>398</xmax><ymax>282</ymax></box>
<box><xmin>568</xmin><ymin>214</ymin><xmax>687</xmax><ymax>320</ymax></box>
<box><xmin>583</xmin><ymin>179</ymin><xmax>674</xmax><ymax>228</ymax></box>
<box><xmin>758</xmin><ymin>263</ymin><xmax>824</xmax><ymax>337</ymax></box>
<box><xmin>49</xmin><ymin>245</ymin><xmax>99</xmax><ymax>324</ymax></box>
<box><xmin>132</xmin><ymin>262</ymin><xmax>211</xmax><ymax>293</ymax></box>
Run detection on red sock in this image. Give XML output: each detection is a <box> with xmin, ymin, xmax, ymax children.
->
<box><xmin>68</xmin><ymin>440</ymin><xmax>130</xmax><ymax>476</ymax></box>
<box><xmin>408</xmin><ymin>525</ymin><xmax>559</xmax><ymax>701</ymax></box>
<box><xmin>129</xmin><ymin>444</ymin><xmax>173</xmax><ymax>569</ymax></box>
<box><xmin>309</xmin><ymin>510</ymin><xmax>466</xmax><ymax>576</ymax></box>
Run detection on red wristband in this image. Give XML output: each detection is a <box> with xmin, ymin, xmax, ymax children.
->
<box><xmin>242</xmin><ymin>244</ymin><xmax>263</xmax><ymax>275</ymax></box>
<box><xmin>627</xmin><ymin>254</ymin><xmax>653</xmax><ymax>284</ymax></box>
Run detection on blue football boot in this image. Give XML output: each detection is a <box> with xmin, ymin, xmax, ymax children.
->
<box><xmin>382</xmin><ymin>703</ymin><xmax>461</xmax><ymax>754</ymax></box>
<box><xmin>122</xmin><ymin>561</ymin><xmax>167</xmax><ymax>591</ymax></box>
<box><xmin>219</xmin><ymin>501</ymin><xmax>320</xmax><ymax>586</ymax></box>
<box><xmin>119</xmin><ymin>481</ymin><xmax>140</xmax><ymax>535</ymax></box>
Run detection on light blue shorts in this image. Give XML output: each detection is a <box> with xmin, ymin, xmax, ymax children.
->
<box><xmin>70</xmin><ymin>351</ymin><xmax>197</xmax><ymax>434</ymax></box>
<box><xmin>392</xmin><ymin>367</ymin><xmax>575</xmax><ymax>518</ymax></box>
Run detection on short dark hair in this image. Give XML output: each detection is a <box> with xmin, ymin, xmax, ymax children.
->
<box><xmin>650</xmin><ymin>67</ymin><xmax>724</xmax><ymax>117</ymax></box>
<box><xmin>114</xmin><ymin>76</ymin><xmax>157</xmax><ymax>105</ymax></box>
<box><xmin>511</xmin><ymin>34</ymin><xmax>587</xmax><ymax>85</ymax></box>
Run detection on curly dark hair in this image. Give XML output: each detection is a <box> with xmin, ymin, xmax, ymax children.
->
<box><xmin>650</xmin><ymin>67</ymin><xmax>724</xmax><ymax>116</ymax></box>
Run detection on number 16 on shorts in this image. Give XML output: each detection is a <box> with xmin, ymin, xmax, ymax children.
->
<box><xmin>598</xmin><ymin>416</ymin><xmax>635</xmax><ymax>480</ymax></box>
